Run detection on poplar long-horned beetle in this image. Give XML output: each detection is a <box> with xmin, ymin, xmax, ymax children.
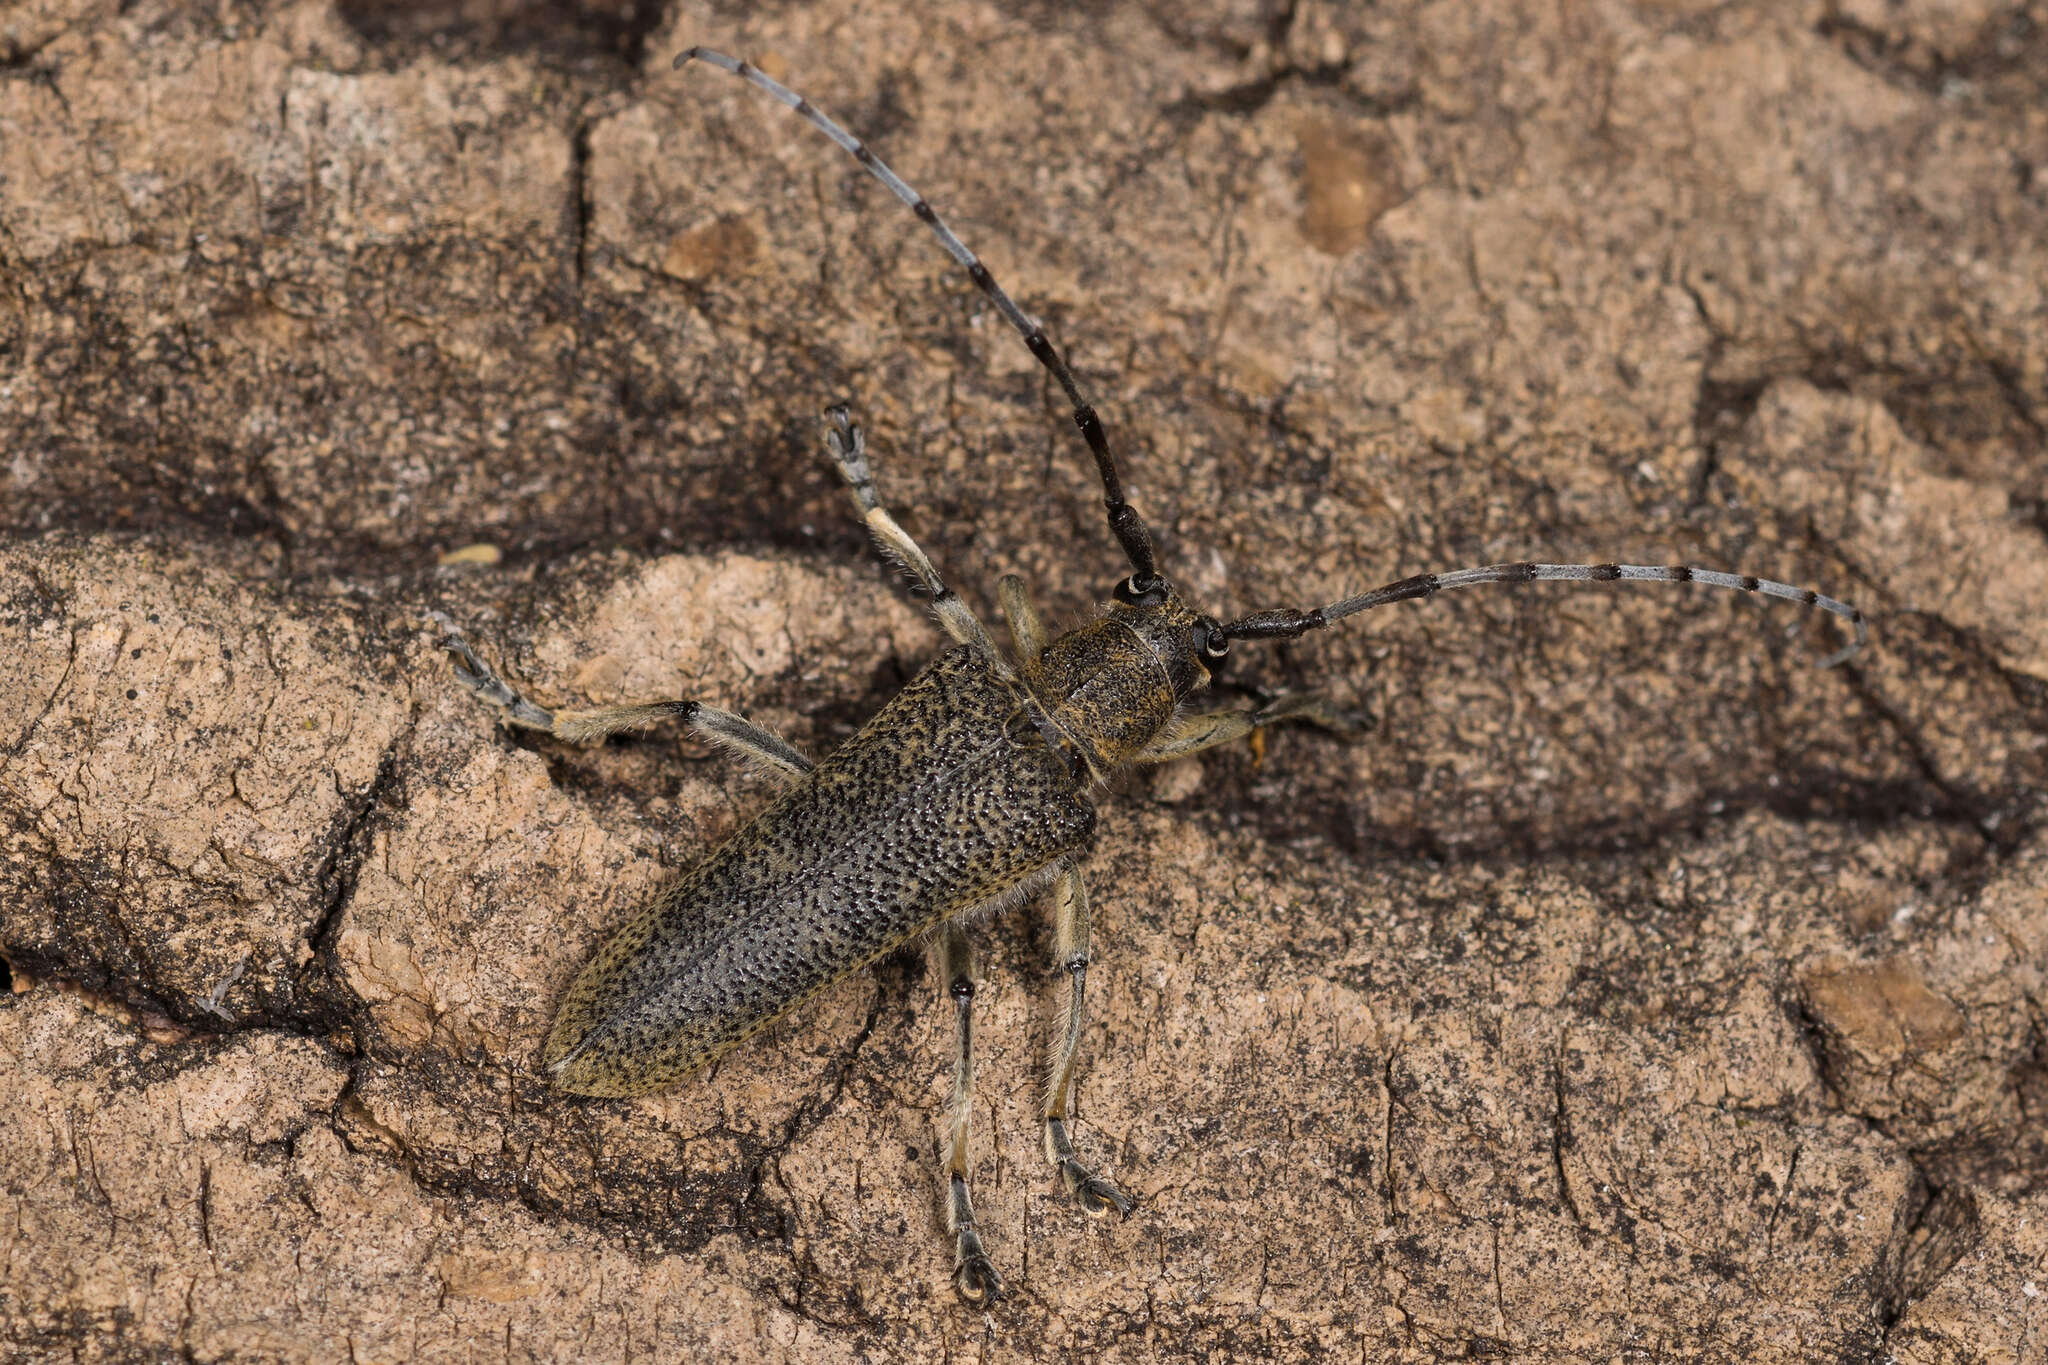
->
<box><xmin>441</xmin><ymin>46</ymin><xmax>1866</xmax><ymax>1306</ymax></box>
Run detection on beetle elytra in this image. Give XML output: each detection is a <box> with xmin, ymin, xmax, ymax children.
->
<box><xmin>441</xmin><ymin>46</ymin><xmax>1865</xmax><ymax>1306</ymax></box>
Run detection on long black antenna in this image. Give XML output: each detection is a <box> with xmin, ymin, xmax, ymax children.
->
<box><xmin>676</xmin><ymin>47</ymin><xmax>1164</xmax><ymax>593</ymax></box>
<box><xmin>1221</xmin><ymin>561</ymin><xmax>1867</xmax><ymax>667</ymax></box>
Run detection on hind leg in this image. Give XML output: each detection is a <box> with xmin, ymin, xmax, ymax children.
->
<box><xmin>933</xmin><ymin>921</ymin><xmax>1001</xmax><ymax>1305</ymax></box>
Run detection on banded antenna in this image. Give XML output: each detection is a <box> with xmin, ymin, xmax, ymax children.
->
<box><xmin>675</xmin><ymin>47</ymin><xmax>1866</xmax><ymax>668</ymax></box>
<box><xmin>677</xmin><ymin>46</ymin><xmax>1164</xmax><ymax>597</ymax></box>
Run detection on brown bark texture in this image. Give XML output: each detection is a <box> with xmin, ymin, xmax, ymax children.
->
<box><xmin>3</xmin><ymin>0</ymin><xmax>2046</xmax><ymax>1360</ymax></box>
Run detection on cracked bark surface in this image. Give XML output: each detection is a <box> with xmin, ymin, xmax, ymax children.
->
<box><xmin>3</xmin><ymin>0</ymin><xmax>2045</xmax><ymax>1360</ymax></box>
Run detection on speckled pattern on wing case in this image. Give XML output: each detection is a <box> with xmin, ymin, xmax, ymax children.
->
<box><xmin>544</xmin><ymin>646</ymin><xmax>1096</xmax><ymax>1096</ymax></box>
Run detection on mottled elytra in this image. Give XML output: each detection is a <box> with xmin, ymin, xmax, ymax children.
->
<box><xmin>441</xmin><ymin>46</ymin><xmax>1867</xmax><ymax>1307</ymax></box>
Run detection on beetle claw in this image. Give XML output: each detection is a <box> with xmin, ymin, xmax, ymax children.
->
<box><xmin>1076</xmin><ymin>1175</ymin><xmax>1136</xmax><ymax>1218</ymax></box>
<box><xmin>953</xmin><ymin>1251</ymin><xmax>1003</xmax><ymax>1306</ymax></box>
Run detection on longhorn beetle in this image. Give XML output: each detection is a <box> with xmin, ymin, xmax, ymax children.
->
<box><xmin>440</xmin><ymin>47</ymin><xmax>1866</xmax><ymax>1306</ymax></box>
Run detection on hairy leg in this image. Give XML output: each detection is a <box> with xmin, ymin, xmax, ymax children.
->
<box><xmin>441</xmin><ymin>634</ymin><xmax>812</xmax><ymax>780</ymax></box>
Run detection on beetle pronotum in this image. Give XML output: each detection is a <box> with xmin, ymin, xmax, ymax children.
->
<box><xmin>442</xmin><ymin>46</ymin><xmax>1864</xmax><ymax>1305</ymax></box>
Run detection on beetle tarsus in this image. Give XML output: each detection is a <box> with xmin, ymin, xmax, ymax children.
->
<box><xmin>1065</xmin><ymin>1163</ymin><xmax>1135</xmax><ymax>1218</ymax></box>
<box><xmin>440</xmin><ymin>632</ymin><xmax>557</xmax><ymax>731</ymax></box>
<box><xmin>952</xmin><ymin>1241</ymin><xmax>1003</xmax><ymax>1306</ymax></box>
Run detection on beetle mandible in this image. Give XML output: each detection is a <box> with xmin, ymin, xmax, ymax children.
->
<box><xmin>440</xmin><ymin>46</ymin><xmax>1866</xmax><ymax>1306</ymax></box>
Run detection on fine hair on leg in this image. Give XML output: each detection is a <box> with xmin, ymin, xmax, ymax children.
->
<box><xmin>1134</xmin><ymin>694</ymin><xmax>1363</xmax><ymax>766</ymax></box>
<box><xmin>822</xmin><ymin>405</ymin><xmax>1010</xmax><ymax>671</ymax></box>
<box><xmin>1041</xmin><ymin>862</ymin><xmax>1134</xmax><ymax>1217</ymax></box>
<box><xmin>997</xmin><ymin>574</ymin><xmax>1050</xmax><ymax>667</ymax></box>
<box><xmin>440</xmin><ymin>632</ymin><xmax>812</xmax><ymax>779</ymax></box>
<box><xmin>933</xmin><ymin>921</ymin><xmax>1001</xmax><ymax>1304</ymax></box>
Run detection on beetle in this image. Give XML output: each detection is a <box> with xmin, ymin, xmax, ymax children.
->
<box><xmin>440</xmin><ymin>46</ymin><xmax>1866</xmax><ymax>1306</ymax></box>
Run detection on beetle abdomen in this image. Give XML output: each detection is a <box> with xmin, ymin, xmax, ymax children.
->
<box><xmin>544</xmin><ymin>647</ymin><xmax>1095</xmax><ymax>1097</ymax></box>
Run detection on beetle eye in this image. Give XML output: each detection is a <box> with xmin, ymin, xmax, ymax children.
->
<box><xmin>1192</xmin><ymin>618</ymin><xmax>1230</xmax><ymax>660</ymax></box>
<box><xmin>1113</xmin><ymin>574</ymin><xmax>1169</xmax><ymax>606</ymax></box>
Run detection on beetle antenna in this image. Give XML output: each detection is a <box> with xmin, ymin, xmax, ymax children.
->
<box><xmin>676</xmin><ymin>46</ymin><xmax>1164</xmax><ymax>595</ymax></box>
<box><xmin>1219</xmin><ymin>562</ymin><xmax>1867</xmax><ymax>668</ymax></box>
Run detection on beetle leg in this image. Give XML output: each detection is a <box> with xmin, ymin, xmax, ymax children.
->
<box><xmin>996</xmin><ymin>574</ymin><xmax>1049</xmax><ymax>666</ymax></box>
<box><xmin>1133</xmin><ymin>693</ymin><xmax>1365</xmax><ymax>765</ymax></box>
<box><xmin>438</xmin><ymin>631</ymin><xmax>557</xmax><ymax>730</ymax></box>
<box><xmin>934</xmin><ymin>921</ymin><xmax>1002</xmax><ymax>1305</ymax></box>
<box><xmin>1042</xmin><ymin>862</ymin><xmax>1135</xmax><ymax>1218</ymax></box>
<box><xmin>441</xmin><ymin>634</ymin><xmax>813</xmax><ymax>780</ymax></box>
<box><xmin>661</xmin><ymin>704</ymin><xmax>813</xmax><ymax>780</ymax></box>
<box><xmin>823</xmin><ymin>406</ymin><xmax>1012</xmax><ymax>672</ymax></box>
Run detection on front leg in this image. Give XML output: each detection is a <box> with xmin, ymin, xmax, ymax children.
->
<box><xmin>997</xmin><ymin>574</ymin><xmax>1050</xmax><ymax>666</ymax></box>
<box><xmin>1134</xmin><ymin>693</ymin><xmax>1362</xmax><ymax>765</ymax></box>
<box><xmin>825</xmin><ymin>405</ymin><xmax>1010</xmax><ymax>673</ymax></box>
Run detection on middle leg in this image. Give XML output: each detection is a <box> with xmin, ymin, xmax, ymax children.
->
<box><xmin>1042</xmin><ymin>862</ymin><xmax>1136</xmax><ymax>1216</ymax></box>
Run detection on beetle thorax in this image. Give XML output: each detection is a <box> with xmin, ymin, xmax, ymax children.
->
<box><xmin>1024</xmin><ymin>600</ymin><xmax>1210</xmax><ymax>781</ymax></box>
